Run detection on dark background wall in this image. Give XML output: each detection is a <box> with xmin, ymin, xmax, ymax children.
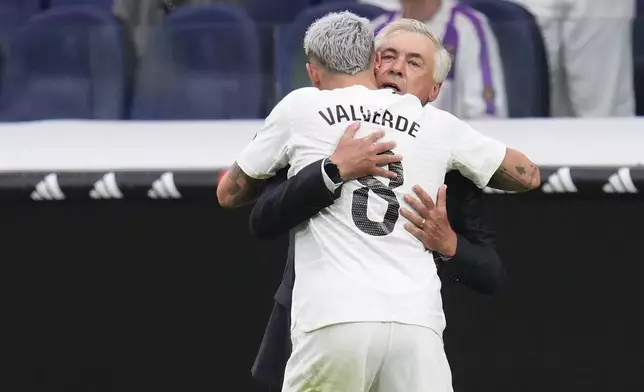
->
<box><xmin>0</xmin><ymin>193</ymin><xmax>642</xmax><ymax>392</ymax></box>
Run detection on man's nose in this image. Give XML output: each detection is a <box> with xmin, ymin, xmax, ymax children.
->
<box><xmin>389</xmin><ymin>58</ymin><xmax>405</xmax><ymax>76</ymax></box>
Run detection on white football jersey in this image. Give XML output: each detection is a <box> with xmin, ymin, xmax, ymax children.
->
<box><xmin>236</xmin><ymin>85</ymin><xmax>506</xmax><ymax>335</ymax></box>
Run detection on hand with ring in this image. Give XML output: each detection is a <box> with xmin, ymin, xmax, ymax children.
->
<box><xmin>400</xmin><ymin>184</ymin><xmax>457</xmax><ymax>257</ymax></box>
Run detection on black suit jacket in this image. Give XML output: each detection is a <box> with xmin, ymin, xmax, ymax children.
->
<box><xmin>250</xmin><ymin>159</ymin><xmax>505</xmax><ymax>390</ymax></box>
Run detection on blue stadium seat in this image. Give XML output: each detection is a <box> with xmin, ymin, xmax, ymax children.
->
<box><xmin>247</xmin><ymin>0</ymin><xmax>311</xmax><ymax>24</ymax></box>
<box><xmin>0</xmin><ymin>6</ymin><xmax>127</xmax><ymax>120</ymax></box>
<box><xmin>315</xmin><ymin>0</ymin><xmax>358</xmax><ymax>4</ymax></box>
<box><xmin>0</xmin><ymin>0</ymin><xmax>39</xmax><ymax>41</ymax></box>
<box><xmin>635</xmin><ymin>0</ymin><xmax>644</xmax><ymax>114</ymax></box>
<box><xmin>49</xmin><ymin>0</ymin><xmax>114</xmax><ymax>13</ymax></box>
<box><xmin>0</xmin><ymin>7</ymin><xmax>22</xmax><ymax>38</ymax></box>
<box><xmin>275</xmin><ymin>3</ymin><xmax>386</xmax><ymax>99</ymax></box>
<box><xmin>465</xmin><ymin>0</ymin><xmax>550</xmax><ymax>117</ymax></box>
<box><xmin>131</xmin><ymin>4</ymin><xmax>262</xmax><ymax>119</ymax></box>
<box><xmin>0</xmin><ymin>0</ymin><xmax>41</xmax><ymax>24</ymax></box>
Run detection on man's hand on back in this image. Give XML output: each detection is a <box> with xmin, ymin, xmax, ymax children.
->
<box><xmin>329</xmin><ymin>122</ymin><xmax>402</xmax><ymax>181</ymax></box>
<box><xmin>400</xmin><ymin>185</ymin><xmax>458</xmax><ymax>257</ymax></box>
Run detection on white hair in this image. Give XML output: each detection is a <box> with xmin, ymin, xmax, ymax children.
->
<box><xmin>303</xmin><ymin>11</ymin><xmax>375</xmax><ymax>75</ymax></box>
<box><xmin>374</xmin><ymin>18</ymin><xmax>452</xmax><ymax>84</ymax></box>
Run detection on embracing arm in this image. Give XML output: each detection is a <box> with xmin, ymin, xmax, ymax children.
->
<box><xmin>249</xmin><ymin>161</ymin><xmax>337</xmax><ymax>240</ymax></box>
<box><xmin>487</xmin><ymin>148</ymin><xmax>541</xmax><ymax>192</ymax></box>
<box><xmin>217</xmin><ymin>89</ymin><xmax>312</xmax><ymax>209</ymax></box>
<box><xmin>249</xmin><ymin>123</ymin><xmax>401</xmax><ymax>239</ymax></box>
<box><xmin>446</xmin><ymin>112</ymin><xmax>540</xmax><ymax>193</ymax></box>
<box><xmin>438</xmin><ymin>173</ymin><xmax>505</xmax><ymax>294</ymax></box>
<box><xmin>217</xmin><ymin>162</ymin><xmax>268</xmax><ymax>209</ymax></box>
<box><xmin>400</xmin><ymin>175</ymin><xmax>505</xmax><ymax>295</ymax></box>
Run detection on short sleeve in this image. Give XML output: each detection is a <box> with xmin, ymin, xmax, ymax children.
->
<box><xmin>447</xmin><ymin>116</ymin><xmax>506</xmax><ymax>188</ymax></box>
<box><xmin>235</xmin><ymin>95</ymin><xmax>295</xmax><ymax>180</ymax></box>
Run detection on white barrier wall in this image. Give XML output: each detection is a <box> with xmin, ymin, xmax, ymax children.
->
<box><xmin>0</xmin><ymin>118</ymin><xmax>642</xmax><ymax>171</ymax></box>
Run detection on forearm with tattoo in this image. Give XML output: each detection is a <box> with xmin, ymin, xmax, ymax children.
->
<box><xmin>222</xmin><ymin>162</ymin><xmax>266</xmax><ymax>207</ymax></box>
<box><xmin>488</xmin><ymin>163</ymin><xmax>540</xmax><ymax>192</ymax></box>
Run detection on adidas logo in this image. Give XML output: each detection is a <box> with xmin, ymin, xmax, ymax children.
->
<box><xmin>541</xmin><ymin>167</ymin><xmax>577</xmax><ymax>193</ymax></box>
<box><xmin>89</xmin><ymin>172</ymin><xmax>124</xmax><ymax>199</ymax></box>
<box><xmin>602</xmin><ymin>167</ymin><xmax>638</xmax><ymax>194</ymax></box>
<box><xmin>147</xmin><ymin>172</ymin><xmax>182</xmax><ymax>199</ymax></box>
<box><xmin>31</xmin><ymin>173</ymin><xmax>66</xmax><ymax>201</ymax></box>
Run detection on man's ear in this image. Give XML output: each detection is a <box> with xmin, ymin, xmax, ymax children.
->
<box><xmin>306</xmin><ymin>63</ymin><xmax>321</xmax><ymax>88</ymax></box>
<box><xmin>374</xmin><ymin>52</ymin><xmax>382</xmax><ymax>72</ymax></box>
<box><xmin>428</xmin><ymin>83</ymin><xmax>443</xmax><ymax>102</ymax></box>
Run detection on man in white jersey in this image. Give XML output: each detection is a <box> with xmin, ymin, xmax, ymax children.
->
<box><xmin>218</xmin><ymin>12</ymin><xmax>539</xmax><ymax>392</ymax></box>
<box><xmin>510</xmin><ymin>0</ymin><xmax>635</xmax><ymax>117</ymax></box>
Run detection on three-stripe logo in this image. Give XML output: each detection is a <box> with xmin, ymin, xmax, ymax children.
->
<box><xmin>147</xmin><ymin>172</ymin><xmax>182</xmax><ymax>199</ymax></box>
<box><xmin>89</xmin><ymin>172</ymin><xmax>124</xmax><ymax>199</ymax></box>
<box><xmin>31</xmin><ymin>173</ymin><xmax>66</xmax><ymax>201</ymax></box>
<box><xmin>602</xmin><ymin>167</ymin><xmax>638</xmax><ymax>194</ymax></box>
<box><xmin>541</xmin><ymin>167</ymin><xmax>577</xmax><ymax>193</ymax></box>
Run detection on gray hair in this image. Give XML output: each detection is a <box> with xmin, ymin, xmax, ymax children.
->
<box><xmin>374</xmin><ymin>18</ymin><xmax>452</xmax><ymax>84</ymax></box>
<box><xmin>303</xmin><ymin>11</ymin><xmax>375</xmax><ymax>75</ymax></box>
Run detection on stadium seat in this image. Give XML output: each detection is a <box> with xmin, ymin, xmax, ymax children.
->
<box><xmin>0</xmin><ymin>0</ymin><xmax>39</xmax><ymax>42</ymax></box>
<box><xmin>635</xmin><ymin>0</ymin><xmax>644</xmax><ymax>115</ymax></box>
<box><xmin>0</xmin><ymin>0</ymin><xmax>41</xmax><ymax>24</ymax></box>
<box><xmin>246</xmin><ymin>0</ymin><xmax>313</xmax><ymax>116</ymax></box>
<box><xmin>0</xmin><ymin>7</ymin><xmax>22</xmax><ymax>38</ymax></box>
<box><xmin>315</xmin><ymin>0</ymin><xmax>359</xmax><ymax>4</ymax></box>
<box><xmin>247</xmin><ymin>0</ymin><xmax>311</xmax><ymax>24</ymax></box>
<box><xmin>0</xmin><ymin>6</ymin><xmax>127</xmax><ymax>121</ymax></box>
<box><xmin>49</xmin><ymin>0</ymin><xmax>114</xmax><ymax>13</ymax></box>
<box><xmin>274</xmin><ymin>3</ymin><xmax>386</xmax><ymax>99</ymax></box>
<box><xmin>131</xmin><ymin>4</ymin><xmax>262</xmax><ymax>119</ymax></box>
<box><xmin>465</xmin><ymin>0</ymin><xmax>550</xmax><ymax>117</ymax></box>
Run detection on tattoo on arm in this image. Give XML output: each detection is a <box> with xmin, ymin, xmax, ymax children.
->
<box><xmin>224</xmin><ymin>162</ymin><xmax>266</xmax><ymax>207</ymax></box>
<box><xmin>488</xmin><ymin>164</ymin><xmax>538</xmax><ymax>192</ymax></box>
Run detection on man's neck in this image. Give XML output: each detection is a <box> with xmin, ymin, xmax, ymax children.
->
<box><xmin>400</xmin><ymin>0</ymin><xmax>442</xmax><ymax>21</ymax></box>
<box><xmin>321</xmin><ymin>72</ymin><xmax>379</xmax><ymax>91</ymax></box>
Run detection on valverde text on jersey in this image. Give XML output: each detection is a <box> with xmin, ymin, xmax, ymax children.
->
<box><xmin>318</xmin><ymin>104</ymin><xmax>421</xmax><ymax>138</ymax></box>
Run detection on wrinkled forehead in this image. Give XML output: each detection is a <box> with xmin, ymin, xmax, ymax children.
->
<box><xmin>376</xmin><ymin>30</ymin><xmax>436</xmax><ymax>62</ymax></box>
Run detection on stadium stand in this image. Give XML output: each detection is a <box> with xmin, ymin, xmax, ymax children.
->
<box><xmin>274</xmin><ymin>2</ymin><xmax>387</xmax><ymax>99</ymax></box>
<box><xmin>0</xmin><ymin>5</ymin><xmax>127</xmax><ymax>121</ymax></box>
<box><xmin>49</xmin><ymin>0</ymin><xmax>115</xmax><ymax>13</ymax></box>
<box><xmin>0</xmin><ymin>0</ymin><xmax>636</xmax><ymax>119</ymax></box>
<box><xmin>635</xmin><ymin>0</ymin><xmax>643</xmax><ymax>114</ymax></box>
<box><xmin>464</xmin><ymin>0</ymin><xmax>550</xmax><ymax>117</ymax></box>
<box><xmin>247</xmin><ymin>0</ymin><xmax>310</xmax><ymax>24</ymax></box>
<box><xmin>0</xmin><ymin>0</ymin><xmax>41</xmax><ymax>24</ymax></box>
<box><xmin>131</xmin><ymin>4</ymin><xmax>262</xmax><ymax>119</ymax></box>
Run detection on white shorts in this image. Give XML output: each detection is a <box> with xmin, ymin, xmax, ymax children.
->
<box><xmin>282</xmin><ymin>322</ymin><xmax>453</xmax><ymax>392</ymax></box>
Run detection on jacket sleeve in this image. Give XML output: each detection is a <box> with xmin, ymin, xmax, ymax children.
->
<box><xmin>438</xmin><ymin>172</ymin><xmax>506</xmax><ymax>294</ymax></box>
<box><xmin>249</xmin><ymin>159</ymin><xmax>338</xmax><ymax>240</ymax></box>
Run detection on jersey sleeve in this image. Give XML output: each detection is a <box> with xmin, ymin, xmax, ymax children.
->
<box><xmin>447</xmin><ymin>116</ymin><xmax>506</xmax><ymax>188</ymax></box>
<box><xmin>235</xmin><ymin>94</ymin><xmax>296</xmax><ymax>180</ymax></box>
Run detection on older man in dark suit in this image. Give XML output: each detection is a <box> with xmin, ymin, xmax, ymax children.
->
<box><xmin>248</xmin><ymin>123</ymin><xmax>506</xmax><ymax>391</ymax></box>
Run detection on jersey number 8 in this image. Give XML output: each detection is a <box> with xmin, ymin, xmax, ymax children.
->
<box><xmin>350</xmin><ymin>151</ymin><xmax>405</xmax><ymax>236</ymax></box>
